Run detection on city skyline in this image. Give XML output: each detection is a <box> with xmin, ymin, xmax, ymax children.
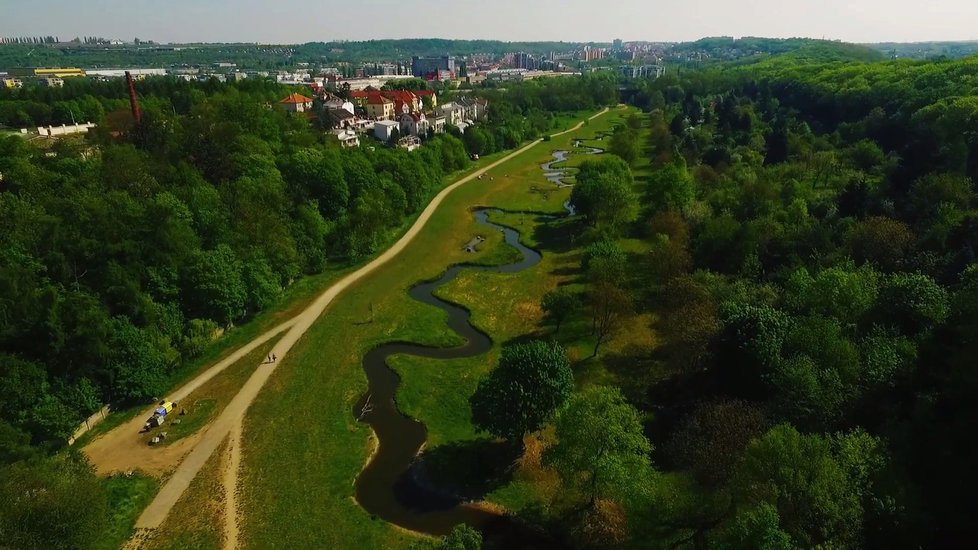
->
<box><xmin>2</xmin><ymin>0</ymin><xmax>978</xmax><ymax>45</ymax></box>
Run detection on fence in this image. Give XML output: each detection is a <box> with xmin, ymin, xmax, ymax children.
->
<box><xmin>67</xmin><ymin>404</ymin><xmax>111</xmax><ymax>445</ymax></box>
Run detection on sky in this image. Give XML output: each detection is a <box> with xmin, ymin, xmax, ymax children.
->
<box><xmin>2</xmin><ymin>0</ymin><xmax>978</xmax><ymax>45</ymax></box>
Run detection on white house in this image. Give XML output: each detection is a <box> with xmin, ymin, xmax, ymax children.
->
<box><xmin>331</xmin><ymin>128</ymin><xmax>360</xmax><ymax>149</ymax></box>
<box><xmin>374</xmin><ymin>120</ymin><xmax>400</xmax><ymax>142</ymax></box>
<box><xmin>437</xmin><ymin>101</ymin><xmax>467</xmax><ymax>126</ymax></box>
<box><xmin>398</xmin><ymin>112</ymin><xmax>430</xmax><ymax>138</ymax></box>
<box><xmin>279</xmin><ymin>92</ymin><xmax>314</xmax><ymax>113</ymax></box>
<box><xmin>324</xmin><ymin>94</ymin><xmax>355</xmax><ymax>115</ymax></box>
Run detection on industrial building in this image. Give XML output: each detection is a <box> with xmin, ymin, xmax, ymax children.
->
<box><xmin>9</xmin><ymin>67</ymin><xmax>86</xmax><ymax>78</ymax></box>
<box><xmin>411</xmin><ymin>56</ymin><xmax>455</xmax><ymax>79</ymax></box>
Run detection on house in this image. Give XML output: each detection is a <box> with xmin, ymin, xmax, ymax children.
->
<box><xmin>348</xmin><ymin>90</ymin><xmax>372</xmax><ymax>109</ymax></box>
<box><xmin>326</xmin><ymin>108</ymin><xmax>357</xmax><ymax>129</ymax></box>
<box><xmin>384</xmin><ymin>90</ymin><xmax>421</xmax><ymax>114</ymax></box>
<box><xmin>437</xmin><ymin>101</ymin><xmax>468</xmax><ymax>126</ymax></box>
<box><xmin>279</xmin><ymin>92</ymin><xmax>314</xmax><ymax>113</ymax></box>
<box><xmin>398</xmin><ymin>112</ymin><xmax>430</xmax><ymax>138</ymax></box>
<box><xmin>365</xmin><ymin>94</ymin><xmax>396</xmax><ymax>120</ymax></box>
<box><xmin>456</xmin><ymin>96</ymin><xmax>488</xmax><ymax>121</ymax></box>
<box><xmin>1</xmin><ymin>78</ymin><xmax>22</xmax><ymax>88</ymax></box>
<box><xmin>416</xmin><ymin>90</ymin><xmax>438</xmax><ymax>109</ymax></box>
<box><xmin>397</xmin><ymin>135</ymin><xmax>421</xmax><ymax>152</ymax></box>
<box><xmin>430</xmin><ymin>115</ymin><xmax>447</xmax><ymax>135</ymax></box>
<box><xmin>374</xmin><ymin>120</ymin><xmax>400</xmax><ymax>141</ymax></box>
<box><xmin>331</xmin><ymin>128</ymin><xmax>360</xmax><ymax>149</ymax></box>
<box><xmin>39</xmin><ymin>77</ymin><xmax>64</xmax><ymax>88</ymax></box>
<box><xmin>323</xmin><ymin>93</ymin><xmax>355</xmax><ymax>114</ymax></box>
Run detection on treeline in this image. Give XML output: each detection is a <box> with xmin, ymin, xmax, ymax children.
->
<box><xmin>467</xmin><ymin>53</ymin><xmax>978</xmax><ymax>547</ymax></box>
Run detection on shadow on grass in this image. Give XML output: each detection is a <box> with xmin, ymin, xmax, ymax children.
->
<box><xmin>532</xmin><ymin>218</ymin><xmax>585</xmax><ymax>254</ymax></box>
<box><xmin>402</xmin><ymin>438</ymin><xmax>522</xmax><ymax>509</ymax></box>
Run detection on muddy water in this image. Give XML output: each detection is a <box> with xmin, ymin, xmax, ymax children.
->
<box><xmin>353</xmin><ymin>208</ymin><xmax>547</xmax><ymax>541</ymax></box>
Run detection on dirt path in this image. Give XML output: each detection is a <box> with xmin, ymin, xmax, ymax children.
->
<box><xmin>127</xmin><ymin>108</ymin><xmax>612</xmax><ymax>539</ymax></box>
<box><xmin>222</xmin><ymin>421</ymin><xmax>242</xmax><ymax>550</ymax></box>
<box><xmin>82</xmin><ymin>318</ymin><xmax>295</xmax><ymax>476</ymax></box>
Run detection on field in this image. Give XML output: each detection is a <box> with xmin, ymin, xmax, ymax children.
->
<box><xmin>238</xmin><ymin>105</ymin><xmax>648</xmax><ymax>547</ymax></box>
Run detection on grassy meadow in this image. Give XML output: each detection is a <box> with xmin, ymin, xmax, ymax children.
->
<box><xmin>238</xmin><ymin>106</ymin><xmax>652</xmax><ymax>547</ymax></box>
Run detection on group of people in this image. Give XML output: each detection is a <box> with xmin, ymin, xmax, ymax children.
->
<box><xmin>266</xmin><ymin>353</ymin><xmax>277</xmax><ymax>363</ymax></box>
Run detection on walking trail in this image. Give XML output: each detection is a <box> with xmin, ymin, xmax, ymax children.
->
<box><xmin>113</xmin><ymin>108</ymin><xmax>611</xmax><ymax>546</ymax></box>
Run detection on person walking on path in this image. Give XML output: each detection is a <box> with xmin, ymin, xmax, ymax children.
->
<box><xmin>272</xmin><ymin>353</ymin><xmax>276</xmax><ymax>362</ymax></box>
<box><xmin>266</xmin><ymin>354</ymin><xmax>272</xmax><ymax>364</ymax></box>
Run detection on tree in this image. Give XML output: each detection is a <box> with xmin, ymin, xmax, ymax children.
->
<box><xmin>734</xmin><ymin>424</ymin><xmax>882</xmax><ymax>547</ymax></box>
<box><xmin>570</xmin><ymin>157</ymin><xmax>638</xmax><ymax>232</ymax></box>
<box><xmin>609</xmin><ymin>125</ymin><xmax>640</xmax><ymax>164</ymax></box>
<box><xmin>0</xmin><ymin>455</ymin><xmax>109</xmax><ymax>550</ymax></box>
<box><xmin>657</xmin><ymin>276</ymin><xmax>720</xmax><ymax>372</ymax></box>
<box><xmin>874</xmin><ymin>272</ymin><xmax>949</xmax><ymax>336</ymax></box>
<box><xmin>668</xmin><ymin>400</ymin><xmax>767</xmax><ymax>487</ymax></box>
<box><xmin>783</xmin><ymin>263</ymin><xmax>879</xmax><ymax>326</ymax></box>
<box><xmin>181</xmin><ymin>244</ymin><xmax>247</xmax><ymax>327</ymax></box>
<box><xmin>546</xmin><ymin>386</ymin><xmax>653</xmax><ymax>507</ymax></box>
<box><xmin>588</xmin><ymin>282</ymin><xmax>632</xmax><ymax>358</ymax></box>
<box><xmin>469</xmin><ymin>341</ymin><xmax>573</xmax><ymax>442</ymax></box>
<box><xmin>847</xmin><ymin>217</ymin><xmax>914</xmax><ymax>272</ymax></box>
<box><xmin>540</xmin><ymin>289</ymin><xmax>580</xmax><ymax>334</ymax></box>
<box><xmin>715</xmin><ymin>504</ymin><xmax>793</xmax><ymax>550</ymax></box>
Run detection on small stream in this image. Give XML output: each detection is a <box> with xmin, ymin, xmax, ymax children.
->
<box><xmin>539</xmin><ymin>140</ymin><xmax>605</xmax><ymax>188</ymax></box>
<box><xmin>353</xmin><ymin>208</ymin><xmax>548</xmax><ymax>542</ymax></box>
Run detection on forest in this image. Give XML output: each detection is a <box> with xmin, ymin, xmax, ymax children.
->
<box><xmin>506</xmin><ymin>49</ymin><xmax>978</xmax><ymax>546</ymax></box>
<box><xmin>0</xmin><ymin>73</ymin><xmax>618</xmax><ymax>548</ymax></box>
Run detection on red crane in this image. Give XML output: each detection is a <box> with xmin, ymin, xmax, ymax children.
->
<box><xmin>125</xmin><ymin>71</ymin><xmax>141</xmax><ymax>124</ymax></box>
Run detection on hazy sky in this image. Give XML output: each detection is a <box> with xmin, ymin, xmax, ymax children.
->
<box><xmin>2</xmin><ymin>0</ymin><xmax>977</xmax><ymax>44</ymax></box>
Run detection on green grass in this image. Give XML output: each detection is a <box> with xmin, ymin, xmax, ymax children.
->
<box><xmin>145</xmin><ymin>440</ymin><xmax>226</xmax><ymax>550</ymax></box>
<box><xmin>236</xmin><ymin>107</ymin><xmax>649</xmax><ymax>548</ymax></box>
<box><xmin>95</xmin><ymin>473</ymin><xmax>160</xmax><ymax>550</ymax></box>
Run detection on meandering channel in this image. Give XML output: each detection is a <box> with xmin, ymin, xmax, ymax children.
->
<box><xmin>352</xmin><ymin>207</ymin><xmax>542</xmax><ymax>537</ymax></box>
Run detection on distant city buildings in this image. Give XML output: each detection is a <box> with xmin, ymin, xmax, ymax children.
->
<box><xmin>411</xmin><ymin>56</ymin><xmax>456</xmax><ymax>80</ymax></box>
<box><xmin>581</xmin><ymin>45</ymin><xmax>605</xmax><ymax>62</ymax></box>
<box><xmin>619</xmin><ymin>65</ymin><xmax>665</xmax><ymax>79</ymax></box>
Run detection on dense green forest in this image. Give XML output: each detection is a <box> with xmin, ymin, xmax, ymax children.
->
<box><xmin>0</xmin><ymin>74</ymin><xmax>617</xmax><ymax>547</ymax></box>
<box><xmin>527</xmin><ymin>52</ymin><xmax>978</xmax><ymax>546</ymax></box>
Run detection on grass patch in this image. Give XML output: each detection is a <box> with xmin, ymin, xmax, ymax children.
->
<box><xmin>94</xmin><ymin>473</ymin><xmax>160</xmax><ymax>550</ymax></box>
<box><xmin>145</xmin><ymin>440</ymin><xmax>226</xmax><ymax>550</ymax></box>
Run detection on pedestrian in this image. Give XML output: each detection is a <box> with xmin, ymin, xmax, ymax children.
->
<box><xmin>272</xmin><ymin>353</ymin><xmax>277</xmax><ymax>362</ymax></box>
<box><xmin>267</xmin><ymin>354</ymin><xmax>272</xmax><ymax>363</ymax></box>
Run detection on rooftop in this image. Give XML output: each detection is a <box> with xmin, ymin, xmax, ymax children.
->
<box><xmin>280</xmin><ymin>92</ymin><xmax>313</xmax><ymax>104</ymax></box>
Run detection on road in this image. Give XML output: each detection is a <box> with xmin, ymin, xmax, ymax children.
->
<box><xmin>123</xmin><ymin>108</ymin><xmax>612</xmax><ymax>535</ymax></box>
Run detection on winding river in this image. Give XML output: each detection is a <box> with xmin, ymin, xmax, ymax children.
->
<box><xmin>540</xmin><ymin>140</ymin><xmax>605</xmax><ymax>187</ymax></box>
<box><xmin>352</xmin><ymin>208</ymin><xmax>544</xmax><ymax>539</ymax></box>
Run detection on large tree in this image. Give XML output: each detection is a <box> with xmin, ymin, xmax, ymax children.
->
<box><xmin>546</xmin><ymin>386</ymin><xmax>653</xmax><ymax>508</ymax></box>
<box><xmin>570</xmin><ymin>157</ymin><xmax>638</xmax><ymax>232</ymax></box>
<box><xmin>469</xmin><ymin>341</ymin><xmax>574</xmax><ymax>442</ymax></box>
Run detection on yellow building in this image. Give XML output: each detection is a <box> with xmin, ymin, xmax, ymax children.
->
<box><xmin>2</xmin><ymin>78</ymin><xmax>23</xmax><ymax>88</ymax></box>
<box><xmin>9</xmin><ymin>67</ymin><xmax>86</xmax><ymax>78</ymax></box>
<box><xmin>365</xmin><ymin>94</ymin><xmax>395</xmax><ymax>120</ymax></box>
